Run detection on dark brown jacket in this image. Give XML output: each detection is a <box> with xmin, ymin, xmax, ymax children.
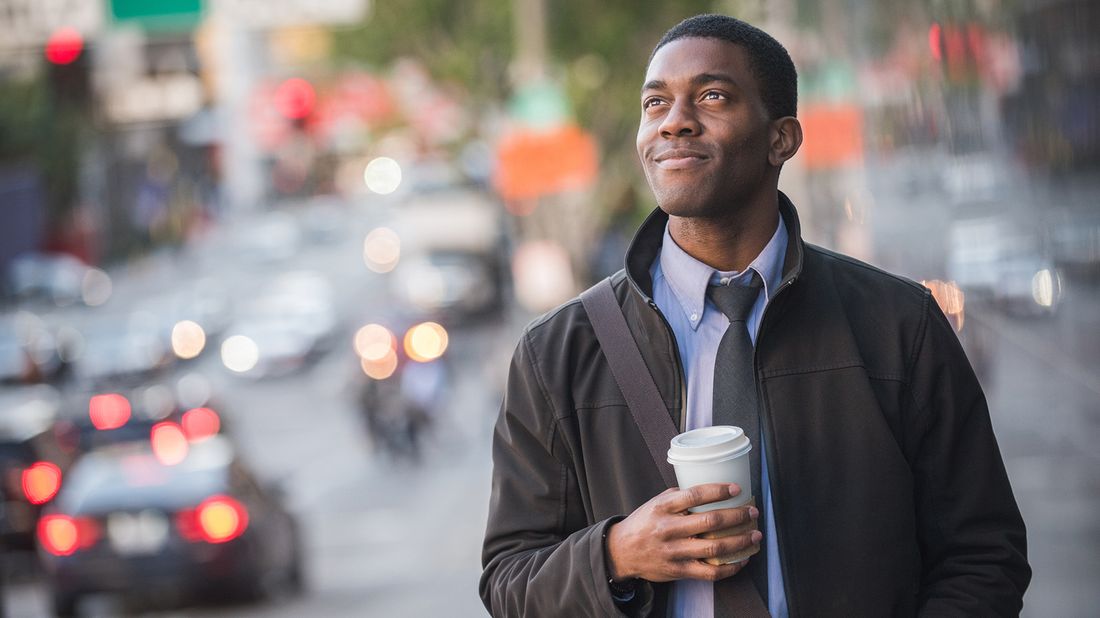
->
<box><xmin>481</xmin><ymin>196</ymin><xmax>1030</xmax><ymax>617</ymax></box>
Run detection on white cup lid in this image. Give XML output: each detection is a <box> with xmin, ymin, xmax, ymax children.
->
<box><xmin>667</xmin><ymin>425</ymin><xmax>752</xmax><ymax>463</ymax></box>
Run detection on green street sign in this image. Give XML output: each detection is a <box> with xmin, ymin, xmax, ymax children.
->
<box><xmin>110</xmin><ymin>0</ymin><xmax>204</xmax><ymax>31</ymax></box>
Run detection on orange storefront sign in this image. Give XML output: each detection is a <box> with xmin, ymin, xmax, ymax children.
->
<box><xmin>493</xmin><ymin>124</ymin><xmax>599</xmax><ymax>202</ymax></box>
<box><xmin>798</xmin><ymin>104</ymin><xmax>864</xmax><ymax>169</ymax></box>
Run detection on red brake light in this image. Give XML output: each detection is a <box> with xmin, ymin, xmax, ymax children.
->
<box><xmin>89</xmin><ymin>394</ymin><xmax>131</xmax><ymax>430</ymax></box>
<box><xmin>177</xmin><ymin>495</ymin><xmax>248</xmax><ymax>544</ymax></box>
<box><xmin>38</xmin><ymin>514</ymin><xmax>100</xmax><ymax>556</ymax></box>
<box><xmin>181</xmin><ymin>407</ymin><xmax>220</xmax><ymax>442</ymax></box>
<box><xmin>150</xmin><ymin>422</ymin><xmax>189</xmax><ymax>466</ymax></box>
<box><xmin>22</xmin><ymin>461</ymin><xmax>62</xmax><ymax>505</ymax></box>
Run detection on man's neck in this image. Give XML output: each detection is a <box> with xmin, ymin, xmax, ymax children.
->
<box><xmin>667</xmin><ymin>196</ymin><xmax>780</xmax><ymax>273</ymax></box>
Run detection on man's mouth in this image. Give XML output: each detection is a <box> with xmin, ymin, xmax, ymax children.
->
<box><xmin>654</xmin><ymin>149</ymin><xmax>709</xmax><ymax>170</ymax></box>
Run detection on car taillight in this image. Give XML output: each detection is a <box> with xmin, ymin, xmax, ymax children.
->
<box><xmin>176</xmin><ymin>495</ymin><xmax>248</xmax><ymax>544</ymax></box>
<box><xmin>150</xmin><ymin>422</ymin><xmax>189</xmax><ymax>466</ymax></box>
<box><xmin>23</xmin><ymin>461</ymin><xmax>62</xmax><ymax>505</ymax></box>
<box><xmin>181</xmin><ymin>407</ymin><xmax>220</xmax><ymax>442</ymax></box>
<box><xmin>38</xmin><ymin>514</ymin><xmax>100</xmax><ymax>556</ymax></box>
<box><xmin>89</xmin><ymin>393</ymin><xmax>131</xmax><ymax>430</ymax></box>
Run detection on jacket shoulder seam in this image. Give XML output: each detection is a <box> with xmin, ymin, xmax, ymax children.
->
<box><xmin>519</xmin><ymin>333</ymin><xmax>567</xmax><ymax>448</ymax></box>
<box><xmin>905</xmin><ymin>290</ymin><xmax>934</xmax><ymax>412</ymax></box>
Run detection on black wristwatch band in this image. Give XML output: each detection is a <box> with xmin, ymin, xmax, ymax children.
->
<box><xmin>608</xmin><ymin>576</ymin><xmax>638</xmax><ymax>596</ymax></box>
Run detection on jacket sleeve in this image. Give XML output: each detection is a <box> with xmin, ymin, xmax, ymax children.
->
<box><xmin>907</xmin><ymin>297</ymin><xmax>1031</xmax><ymax>616</ymax></box>
<box><xmin>480</xmin><ymin>334</ymin><xmax>653</xmax><ymax>617</ymax></box>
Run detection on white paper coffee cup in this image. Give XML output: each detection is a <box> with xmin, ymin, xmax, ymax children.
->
<box><xmin>667</xmin><ymin>425</ymin><xmax>753</xmax><ymax>513</ymax></box>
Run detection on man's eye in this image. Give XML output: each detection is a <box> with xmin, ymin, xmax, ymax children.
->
<box><xmin>643</xmin><ymin>98</ymin><xmax>664</xmax><ymax>109</ymax></box>
<box><xmin>702</xmin><ymin>91</ymin><xmax>726</xmax><ymax>101</ymax></box>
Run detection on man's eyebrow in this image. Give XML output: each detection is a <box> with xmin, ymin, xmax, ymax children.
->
<box><xmin>641</xmin><ymin>73</ymin><xmax>740</xmax><ymax>94</ymax></box>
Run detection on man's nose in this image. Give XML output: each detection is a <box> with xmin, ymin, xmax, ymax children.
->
<box><xmin>659</xmin><ymin>100</ymin><xmax>700</xmax><ymax>138</ymax></box>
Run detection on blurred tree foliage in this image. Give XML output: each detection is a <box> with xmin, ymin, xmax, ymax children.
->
<box><xmin>332</xmin><ymin>0</ymin><xmax>713</xmax><ymax>215</ymax></box>
<box><xmin>0</xmin><ymin>74</ymin><xmax>84</xmax><ymax>229</ymax></box>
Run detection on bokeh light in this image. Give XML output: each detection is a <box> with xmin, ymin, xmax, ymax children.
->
<box><xmin>89</xmin><ymin>393</ymin><xmax>131</xmax><ymax>430</ymax></box>
<box><xmin>274</xmin><ymin>77</ymin><xmax>316</xmax><ymax>119</ymax></box>
<box><xmin>221</xmin><ymin>335</ymin><xmax>259</xmax><ymax>373</ymax></box>
<box><xmin>360</xmin><ymin>348</ymin><xmax>398</xmax><ymax>380</ymax></box>
<box><xmin>44</xmin><ymin>27</ymin><xmax>83</xmax><ymax>65</ymax></box>
<box><xmin>22</xmin><ymin>462</ymin><xmax>62</xmax><ymax>505</ymax></box>
<box><xmin>363</xmin><ymin>157</ymin><xmax>402</xmax><ymax>194</ymax></box>
<box><xmin>171</xmin><ymin>320</ymin><xmax>207</xmax><ymax>359</ymax></box>
<box><xmin>363</xmin><ymin>227</ymin><xmax>401</xmax><ymax>273</ymax></box>
<box><xmin>512</xmin><ymin>241</ymin><xmax>576</xmax><ymax>312</ymax></box>
<box><xmin>182</xmin><ymin>407</ymin><xmax>221</xmax><ymax>443</ymax></box>
<box><xmin>404</xmin><ymin>322</ymin><xmax>448</xmax><ymax>362</ymax></box>
<box><xmin>354</xmin><ymin>324</ymin><xmax>397</xmax><ymax>361</ymax></box>
<box><xmin>1031</xmin><ymin>269</ymin><xmax>1057</xmax><ymax>308</ymax></box>
<box><xmin>196</xmin><ymin>496</ymin><xmax>249</xmax><ymax>543</ymax></box>
<box><xmin>151</xmin><ymin>422</ymin><xmax>189</xmax><ymax>466</ymax></box>
<box><xmin>38</xmin><ymin>515</ymin><xmax>79</xmax><ymax>556</ymax></box>
<box><xmin>81</xmin><ymin>268</ymin><xmax>113</xmax><ymax>306</ymax></box>
<box><xmin>922</xmin><ymin>280</ymin><xmax>966</xmax><ymax>332</ymax></box>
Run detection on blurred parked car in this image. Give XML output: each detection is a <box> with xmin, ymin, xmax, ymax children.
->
<box><xmin>4</xmin><ymin>253</ymin><xmax>104</xmax><ymax>308</ymax></box>
<box><xmin>0</xmin><ymin>385</ymin><xmax>72</xmax><ymax>552</ymax></box>
<box><xmin>393</xmin><ymin>249</ymin><xmax>503</xmax><ymax>321</ymax></box>
<box><xmin>136</xmin><ymin>279</ymin><xmax>233</xmax><ymax>359</ymax></box>
<box><xmin>389</xmin><ymin>190</ymin><xmax>506</xmax><ymax>324</ymax></box>
<box><xmin>37</xmin><ymin>436</ymin><xmax>302</xmax><ymax>615</ymax></box>
<box><xmin>1048</xmin><ymin>214</ymin><xmax>1100</xmax><ymax>280</ymax></box>
<box><xmin>72</xmin><ymin>315</ymin><xmax>174</xmax><ymax>387</ymax></box>
<box><xmin>946</xmin><ymin>216</ymin><xmax>1064</xmax><ymax>316</ymax></box>
<box><xmin>0</xmin><ymin>312</ymin><xmax>62</xmax><ymax>384</ymax></box>
<box><xmin>220</xmin><ymin>272</ymin><xmax>337</xmax><ymax>379</ymax></box>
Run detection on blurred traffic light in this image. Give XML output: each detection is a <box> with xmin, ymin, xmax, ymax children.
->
<box><xmin>45</xmin><ymin>28</ymin><xmax>91</xmax><ymax>104</ymax></box>
<box><xmin>45</xmin><ymin>28</ymin><xmax>84</xmax><ymax>65</ymax></box>
<box><xmin>275</xmin><ymin>78</ymin><xmax>316</xmax><ymax>120</ymax></box>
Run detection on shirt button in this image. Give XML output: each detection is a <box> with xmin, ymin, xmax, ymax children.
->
<box><xmin>690</xmin><ymin>312</ymin><xmax>698</xmax><ymax>322</ymax></box>
<box><xmin>719</xmin><ymin>277</ymin><xmax>730</xmax><ymax>285</ymax></box>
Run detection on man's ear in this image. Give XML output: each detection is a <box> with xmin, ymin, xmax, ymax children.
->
<box><xmin>768</xmin><ymin>117</ymin><xmax>803</xmax><ymax>167</ymax></box>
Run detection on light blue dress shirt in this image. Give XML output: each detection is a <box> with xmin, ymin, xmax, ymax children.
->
<box><xmin>651</xmin><ymin>217</ymin><xmax>789</xmax><ymax>618</ymax></box>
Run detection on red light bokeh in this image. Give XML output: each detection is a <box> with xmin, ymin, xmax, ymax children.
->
<box><xmin>89</xmin><ymin>394</ymin><xmax>131</xmax><ymax>430</ymax></box>
<box><xmin>182</xmin><ymin>407</ymin><xmax>221</xmax><ymax>442</ymax></box>
<box><xmin>45</xmin><ymin>27</ymin><xmax>84</xmax><ymax>65</ymax></box>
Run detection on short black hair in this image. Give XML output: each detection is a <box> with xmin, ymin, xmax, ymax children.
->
<box><xmin>653</xmin><ymin>14</ymin><xmax>798</xmax><ymax>120</ymax></box>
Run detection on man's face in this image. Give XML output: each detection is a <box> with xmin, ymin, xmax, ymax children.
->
<box><xmin>637</xmin><ymin>37</ymin><xmax>775</xmax><ymax>218</ymax></box>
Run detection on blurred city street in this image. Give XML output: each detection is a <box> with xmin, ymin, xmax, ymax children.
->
<box><xmin>1</xmin><ymin>1</ymin><xmax>1098</xmax><ymax>617</ymax></box>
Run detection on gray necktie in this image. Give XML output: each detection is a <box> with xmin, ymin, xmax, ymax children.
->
<box><xmin>707</xmin><ymin>271</ymin><xmax>768</xmax><ymax>604</ymax></box>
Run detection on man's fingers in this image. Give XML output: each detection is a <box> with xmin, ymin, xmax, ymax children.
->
<box><xmin>672</xmin><ymin>505</ymin><xmax>759</xmax><ymax>538</ymax></box>
<box><xmin>661</xmin><ymin>483</ymin><xmax>743</xmax><ymax>513</ymax></box>
<box><xmin>672</xmin><ymin>557</ymin><xmax>747</xmax><ymax>582</ymax></box>
<box><xmin>668</xmin><ymin>531</ymin><xmax>761</xmax><ymax>563</ymax></box>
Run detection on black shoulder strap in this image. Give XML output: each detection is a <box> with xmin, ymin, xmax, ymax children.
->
<box><xmin>580</xmin><ymin>278</ymin><xmax>679</xmax><ymax>488</ymax></box>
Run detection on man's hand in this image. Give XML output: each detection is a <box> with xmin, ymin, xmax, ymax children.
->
<box><xmin>606</xmin><ymin>483</ymin><xmax>761</xmax><ymax>583</ymax></box>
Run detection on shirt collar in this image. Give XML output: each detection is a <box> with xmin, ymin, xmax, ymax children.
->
<box><xmin>657</xmin><ymin>216</ymin><xmax>788</xmax><ymax>330</ymax></box>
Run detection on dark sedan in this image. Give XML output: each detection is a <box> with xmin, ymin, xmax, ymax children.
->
<box><xmin>37</xmin><ymin>436</ymin><xmax>302</xmax><ymax>616</ymax></box>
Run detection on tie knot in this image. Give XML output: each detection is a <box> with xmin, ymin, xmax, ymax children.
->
<box><xmin>707</xmin><ymin>271</ymin><xmax>763</xmax><ymax>322</ymax></box>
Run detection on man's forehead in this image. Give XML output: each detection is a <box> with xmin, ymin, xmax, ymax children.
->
<box><xmin>643</xmin><ymin>37</ymin><xmax>751</xmax><ymax>86</ymax></box>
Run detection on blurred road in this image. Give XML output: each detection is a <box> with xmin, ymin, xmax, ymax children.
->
<box><xmin>4</xmin><ymin>201</ymin><xmax>514</xmax><ymax>618</ymax></box>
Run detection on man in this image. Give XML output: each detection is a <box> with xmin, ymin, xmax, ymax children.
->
<box><xmin>481</xmin><ymin>14</ymin><xmax>1030</xmax><ymax>617</ymax></box>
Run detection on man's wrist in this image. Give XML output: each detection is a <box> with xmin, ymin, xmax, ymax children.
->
<box><xmin>604</xmin><ymin>521</ymin><xmax>635</xmax><ymax>581</ymax></box>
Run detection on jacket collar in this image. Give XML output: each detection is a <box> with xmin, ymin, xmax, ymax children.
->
<box><xmin>625</xmin><ymin>191</ymin><xmax>806</xmax><ymax>300</ymax></box>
